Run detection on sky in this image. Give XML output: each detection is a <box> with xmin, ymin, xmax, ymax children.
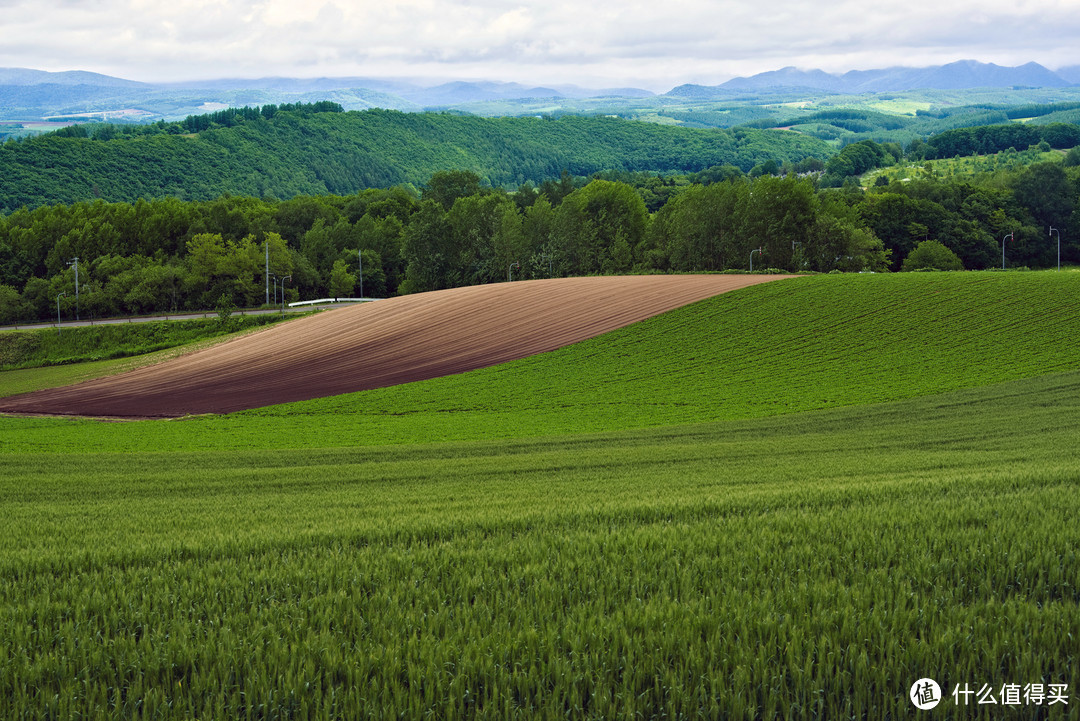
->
<box><xmin>1</xmin><ymin>0</ymin><xmax>1079</xmax><ymax>91</ymax></box>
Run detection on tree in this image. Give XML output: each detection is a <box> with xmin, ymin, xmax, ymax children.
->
<box><xmin>902</xmin><ymin>240</ymin><xmax>964</xmax><ymax>271</ymax></box>
<box><xmin>552</xmin><ymin>180</ymin><xmax>649</xmax><ymax>276</ymax></box>
<box><xmin>423</xmin><ymin>170</ymin><xmax>484</xmax><ymax>210</ymax></box>
<box><xmin>1012</xmin><ymin>162</ymin><xmax>1075</xmax><ymax>232</ymax></box>
<box><xmin>1064</xmin><ymin>146</ymin><xmax>1080</xmax><ymax>168</ymax></box>
<box><xmin>183</xmin><ymin>232</ymin><xmax>263</xmax><ymax>307</ymax></box>
<box><xmin>521</xmin><ymin>197</ymin><xmax>557</xmax><ymax>277</ymax></box>
<box><xmin>446</xmin><ymin>193</ymin><xmax>516</xmax><ymax>285</ymax></box>
<box><xmin>743</xmin><ymin>175</ymin><xmax>816</xmax><ymax>270</ymax></box>
<box><xmin>400</xmin><ymin>200</ymin><xmax>454</xmax><ymax>294</ymax></box>
<box><xmin>0</xmin><ymin>283</ymin><xmax>27</xmax><ymax>324</ymax></box>
<box><xmin>123</xmin><ymin>263</ymin><xmax>185</xmax><ymax>315</ymax></box>
<box><xmin>806</xmin><ymin>194</ymin><xmax>890</xmax><ymax>272</ymax></box>
<box><xmin>275</xmin><ymin>195</ymin><xmax>341</xmax><ymax>245</ymax></box>
<box><xmin>328</xmin><ymin>259</ymin><xmax>356</xmax><ymax>298</ymax></box>
<box><xmin>859</xmin><ymin>193</ymin><xmax>947</xmax><ymax>271</ymax></box>
<box><xmin>648</xmin><ymin>180</ymin><xmax>748</xmax><ymax>272</ymax></box>
<box><xmin>21</xmin><ymin>277</ymin><xmax>52</xmax><ymax>320</ymax></box>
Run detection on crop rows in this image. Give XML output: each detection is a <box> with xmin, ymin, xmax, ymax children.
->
<box><xmin>3</xmin><ymin>271</ymin><xmax>1078</xmax><ymax>453</ymax></box>
<box><xmin>2</xmin><ymin>371</ymin><xmax>1079</xmax><ymax>719</ymax></box>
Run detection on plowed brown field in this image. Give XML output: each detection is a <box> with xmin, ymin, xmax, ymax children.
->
<box><xmin>0</xmin><ymin>275</ymin><xmax>792</xmax><ymax>418</ymax></box>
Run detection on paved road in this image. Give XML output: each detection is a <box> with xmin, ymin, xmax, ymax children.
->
<box><xmin>0</xmin><ymin>302</ymin><xmax>365</xmax><ymax>333</ymax></box>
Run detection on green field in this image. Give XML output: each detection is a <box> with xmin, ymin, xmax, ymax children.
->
<box><xmin>0</xmin><ymin>315</ymin><xmax>295</xmax><ymax>372</ymax></box>
<box><xmin>865</xmin><ymin>146</ymin><xmax>1065</xmax><ymax>186</ymax></box>
<box><xmin>1</xmin><ymin>272</ymin><xmax>1077</xmax><ymax>718</ymax></box>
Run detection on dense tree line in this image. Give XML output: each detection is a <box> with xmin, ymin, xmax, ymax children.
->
<box><xmin>4</xmin><ymin>150</ymin><xmax>1076</xmax><ymax>324</ymax></box>
<box><xmin>858</xmin><ymin>159</ymin><xmax>1080</xmax><ymax>270</ymax></box>
<box><xmin>729</xmin><ymin>102</ymin><xmax>1080</xmax><ymax>150</ymax></box>
<box><xmin>925</xmin><ymin>123</ymin><xmax>1080</xmax><ymax>159</ymax></box>
<box><xmin>0</xmin><ymin>107</ymin><xmax>831</xmax><ymax>213</ymax></box>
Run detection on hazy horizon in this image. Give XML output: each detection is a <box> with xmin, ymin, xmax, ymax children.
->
<box><xmin>2</xmin><ymin>1</ymin><xmax>1078</xmax><ymax>92</ymax></box>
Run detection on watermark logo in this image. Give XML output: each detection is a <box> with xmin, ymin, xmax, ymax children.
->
<box><xmin>910</xmin><ymin>678</ymin><xmax>1070</xmax><ymax>710</ymax></box>
<box><xmin>910</xmin><ymin>678</ymin><xmax>942</xmax><ymax>710</ymax></box>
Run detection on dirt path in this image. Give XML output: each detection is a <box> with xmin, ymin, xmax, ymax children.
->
<box><xmin>0</xmin><ymin>275</ymin><xmax>793</xmax><ymax>418</ymax></box>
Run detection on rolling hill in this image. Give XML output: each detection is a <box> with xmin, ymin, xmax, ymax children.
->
<box><xmin>2</xmin><ymin>270</ymin><xmax>1078</xmax><ymax>718</ymax></box>
<box><xmin>0</xmin><ymin>108</ymin><xmax>831</xmax><ymax>210</ymax></box>
<box><xmin>0</xmin><ymin>275</ymin><xmax>786</xmax><ymax>417</ymax></box>
<box><xmin>3</xmin><ymin>270</ymin><xmax>1078</xmax><ymax>451</ymax></box>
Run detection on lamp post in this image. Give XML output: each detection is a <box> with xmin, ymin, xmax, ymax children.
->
<box><xmin>750</xmin><ymin>247</ymin><xmax>762</xmax><ymax>272</ymax></box>
<box><xmin>280</xmin><ymin>275</ymin><xmax>291</xmax><ymax>316</ymax></box>
<box><xmin>66</xmin><ymin>257</ymin><xmax>79</xmax><ymax>320</ymax></box>
<box><xmin>508</xmin><ymin>262</ymin><xmax>519</xmax><ymax>282</ymax></box>
<box><xmin>1049</xmin><ymin>227</ymin><xmax>1060</xmax><ymax>271</ymax></box>
<box><xmin>56</xmin><ymin>292</ymin><xmax>66</xmax><ymax>335</ymax></box>
<box><xmin>1001</xmin><ymin>232</ymin><xmax>1013</xmax><ymax>270</ymax></box>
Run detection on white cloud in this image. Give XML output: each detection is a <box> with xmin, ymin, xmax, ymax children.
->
<box><xmin>0</xmin><ymin>0</ymin><xmax>1076</xmax><ymax>88</ymax></box>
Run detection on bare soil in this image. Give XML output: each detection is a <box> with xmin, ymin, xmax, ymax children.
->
<box><xmin>0</xmin><ymin>275</ymin><xmax>792</xmax><ymax>418</ymax></box>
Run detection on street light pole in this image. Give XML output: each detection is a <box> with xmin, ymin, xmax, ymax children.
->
<box><xmin>1001</xmin><ymin>232</ymin><xmax>1013</xmax><ymax>270</ymax></box>
<box><xmin>541</xmin><ymin>254</ymin><xmax>553</xmax><ymax>277</ymax></box>
<box><xmin>1049</xmin><ymin>227</ymin><xmax>1060</xmax><ymax>271</ymax></box>
<box><xmin>66</xmin><ymin>257</ymin><xmax>79</xmax><ymax>320</ymax></box>
<box><xmin>508</xmin><ymin>262</ymin><xmax>519</xmax><ymax>282</ymax></box>
<box><xmin>750</xmin><ymin>247</ymin><xmax>762</xmax><ymax>272</ymax></box>
<box><xmin>56</xmin><ymin>292</ymin><xmax>66</xmax><ymax>335</ymax></box>
<box><xmin>280</xmin><ymin>275</ymin><xmax>291</xmax><ymax>316</ymax></box>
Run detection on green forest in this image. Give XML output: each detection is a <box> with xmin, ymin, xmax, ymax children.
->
<box><xmin>2</xmin><ymin>147</ymin><xmax>1078</xmax><ymax>324</ymax></box>
<box><xmin>0</xmin><ymin>104</ymin><xmax>830</xmax><ymax>212</ymax></box>
<box><xmin>1</xmin><ymin>103</ymin><xmax>1079</xmax><ymax>324</ymax></box>
<box><xmin>669</xmin><ymin>98</ymin><xmax>1080</xmax><ymax>147</ymax></box>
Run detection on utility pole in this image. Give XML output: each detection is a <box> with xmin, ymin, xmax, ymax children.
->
<box><xmin>66</xmin><ymin>257</ymin><xmax>79</xmax><ymax>320</ymax></box>
<box><xmin>265</xmin><ymin>241</ymin><xmax>270</xmax><ymax>306</ymax></box>
<box><xmin>1049</xmin><ymin>227</ymin><xmax>1060</xmax><ymax>271</ymax></box>
<box><xmin>358</xmin><ymin>249</ymin><xmax>364</xmax><ymax>299</ymax></box>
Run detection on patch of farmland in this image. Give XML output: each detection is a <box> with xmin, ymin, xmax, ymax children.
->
<box><xmin>0</xmin><ymin>275</ymin><xmax>788</xmax><ymax>418</ymax></box>
<box><xmin>240</xmin><ymin>270</ymin><xmax>1080</xmax><ymax>440</ymax></box>
<box><xmin>1</xmin><ymin>271</ymin><xmax>1078</xmax><ymax>454</ymax></box>
<box><xmin>1</xmin><ymin>370</ymin><xmax>1078</xmax><ymax>718</ymax></box>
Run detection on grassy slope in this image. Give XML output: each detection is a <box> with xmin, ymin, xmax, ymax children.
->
<box><xmin>2</xmin><ymin>371</ymin><xmax>1077</xmax><ymax>718</ymax></box>
<box><xmin>3</xmin><ymin>271</ymin><xmax>1078</xmax><ymax>452</ymax></box>
<box><xmin>0</xmin><ymin>316</ymin><xmax>289</xmax><ymax>371</ymax></box>
<box><xmin>3</xmin><ymin>271</ymin><xmax>1079</xmax><ymax>718</ymax></box>
<box><xmin>0</xmin><ymin>316</ymin><xmax>303</xmax><ymax>397</ymax></box>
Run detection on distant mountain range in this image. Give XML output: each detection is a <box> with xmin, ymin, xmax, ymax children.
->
<box><xmin>1</xmin><ymin>60</ymin><xmax>1077</xmax><ymax>123</ymax></box>
<box><xmin>0</xmin><ymin>68</ymin><xmax>660</xmax><ymax>121</ymax></box>
<box><xmin>669</xmin><ymin>60</ymin><xmax>1077</xmax><ymax>98</ymax></box>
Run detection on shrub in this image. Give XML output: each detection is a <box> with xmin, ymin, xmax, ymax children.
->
<box><xmin>902</xmin><ymin>240</ymin><xmax>964</xmax><ymax>272</ymax></box>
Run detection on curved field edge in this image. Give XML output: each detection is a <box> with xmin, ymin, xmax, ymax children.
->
<box><xmin>0</xmin><ymin>316</ymin><xmax>307</xmax><ymax>399</ymax></box>
<box><xmin>1</xmin><ymin>370</ymin><xmax>1078</xmax><ymax>718</ymax></box>
<box><xmin>2</xmin><ymin>271</ymin><xmax>1076</xmax><ymax>453</ymax></box>
<box><xmin>0</xmin><ymin>275</ymin><xmax>789</xmax><ymax>418</ymax></box>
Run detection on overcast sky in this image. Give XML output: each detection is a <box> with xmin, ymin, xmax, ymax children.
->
<box><xmin>2</xmin><ymin>0</ymin><xmax>1078</xmax><ymax>90</ymax></box>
